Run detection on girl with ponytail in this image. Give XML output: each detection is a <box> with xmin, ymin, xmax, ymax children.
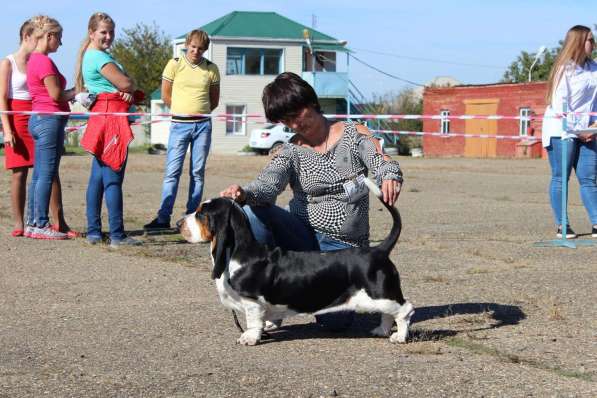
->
<box><xmin>77</xmin><ymin>12</ymin><xmax>141</xmax><ymax>247</ymax></box>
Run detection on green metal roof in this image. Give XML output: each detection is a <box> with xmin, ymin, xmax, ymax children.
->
<box><xmin>177</xmin><ymin>11</ymin><xmax>347</xmax><ymax>51</ymax></box>
<box><xmin>311</xmin><ymin>43</ymin><xmax>351</xmax><ymax>53</ymax></box>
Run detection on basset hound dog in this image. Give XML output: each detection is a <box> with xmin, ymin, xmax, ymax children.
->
<box><xmin>178</xmin><ymin>178</ymin><xmax>414</xmax><ymax>346</ymax></box>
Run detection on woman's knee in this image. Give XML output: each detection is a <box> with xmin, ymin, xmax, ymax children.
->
<box><xmin>576</xmin><ymin>174</ymin><xmax>597</xmax><ymax>187</ymax></box>
<box><xmin>242</xmin><ymin>205</ymin><xmax>273</xmax><ymax>245</ymax></box>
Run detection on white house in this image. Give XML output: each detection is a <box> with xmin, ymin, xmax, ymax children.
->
<box><xmin>150</xmin><ymin>11</ymin><xmax>351</xmax><ymax>153</ymax></box>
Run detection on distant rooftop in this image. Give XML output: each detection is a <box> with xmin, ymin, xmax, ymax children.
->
<box><xmin>176</xmin><ymin>11</ymin><xmax>348</xmax><ymax>51</ymax></box>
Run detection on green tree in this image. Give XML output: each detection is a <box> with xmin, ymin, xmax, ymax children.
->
<box><xmin>111</xmin><ymin>22</ymin><xmax>171</xmax><ymax>106</ymax></box>
<box><xmin>369</xmin><ymin>88</ymin><xmax>423</xmax><ymax>154</ymax></box>
<box><xmin>502</xmin><ymin>25</ymin><xmax>597</xmax><ymax>83</ymax></box>
<box><xmin>501</xmin><ymin>46</ymin><xmax>560</xmax><ymax>83</ymax></box>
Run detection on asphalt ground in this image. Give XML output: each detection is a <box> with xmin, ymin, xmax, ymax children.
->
<box><xmin>1</xmin><ymin>153</ymin><xmax>596</xmax><ymax>397</ymax></box>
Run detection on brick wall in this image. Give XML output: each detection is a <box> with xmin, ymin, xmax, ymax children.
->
<box><xmin>422</xmin><ymin>82</ymin><xmax>548</xmax><ymax>158</ymax></box>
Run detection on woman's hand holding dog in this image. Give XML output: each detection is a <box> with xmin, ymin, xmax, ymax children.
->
<box><xmin>220</xmin><ymin>184</ymin><xmax>246</xmax><ymax>203</ymax></box>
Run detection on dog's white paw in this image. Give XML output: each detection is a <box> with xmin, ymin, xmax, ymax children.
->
<box><xmin>389</xmin><ymin>331</ymin><xmax>408</xmax><ymax>344</ymax></box>
<box><xmin>237</xmin><ymin>329</ymin><xmax>261</xmax><ymax>346</ymax></box>
<box><xmin>264</xmin><ymin>319</ymin><xmax>282</xmax><ymax>331</ymax></box>
<box><xmin>370</xmin><ymin>325</ymin><xmax>392</xmax><ymax>337</ymax></box>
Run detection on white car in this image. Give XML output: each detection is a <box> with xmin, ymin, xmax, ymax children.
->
<box><xmin>249</xmin><ymin>124</ymin><xmax>295</xmax><ymax>154</ymax></box>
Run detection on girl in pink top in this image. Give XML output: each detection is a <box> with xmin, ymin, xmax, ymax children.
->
<box><xmin>25</xmin><ymin>16</ymin><xmax>78</xmax><ymax>240</ymax></box>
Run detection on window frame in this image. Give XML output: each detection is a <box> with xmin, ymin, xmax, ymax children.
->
<box><xmin>225</xmin><ymin>104</ymin><xmax>247</xmax><ymax>136</ymax></box>
<box><xmin>519</xmin><ymin>107</ymin><xmax>531</xmax><ymax>136</ymax></box>
<box><xmin>440</xmin><ymin>110</ymin><xmax>450</xmax><ymax>135</ymax></box>
<box><xmin>226</xmin><ymin>47</ymin><xmax>283</xmax><ymax>76</ymax></box>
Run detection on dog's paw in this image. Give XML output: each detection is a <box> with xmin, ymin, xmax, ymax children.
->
<box><xmin>237</xmin><ymin>329</ymin><xmax>261</xmax><ymax>346</ymax></box>
<box><xmin>389</xmin><ymin>330</ymin><xmax>408</xmax><ymax>344</ymax></box>
<box><xmin>370</xmin><ymin>325</ymin><xmax>392</xmax><ymax>337</ymax></box>
<box><xmin>264</xmin><ymin>319</ymin><xmax>282</xmax><ymax>331</ymax></box>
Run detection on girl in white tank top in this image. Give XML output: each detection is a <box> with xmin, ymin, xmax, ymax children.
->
<box><xmin>5</xmin><ymin>54</ymin><xmax>31</xmax><ymax>101</ymax></box>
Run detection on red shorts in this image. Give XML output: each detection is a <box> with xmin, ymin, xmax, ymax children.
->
<box><xmin>4</xmin><ymin>99</ymin><xmax>34</xmax><ymax>169</ymax></box>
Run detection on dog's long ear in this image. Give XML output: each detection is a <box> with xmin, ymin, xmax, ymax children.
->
<box><xmin>229</xmin><ymin>202</ymin><xmax>254</xmax><ymax>243</ymax></box>
<box><xmin>211</xmin><ymin>203</ymin><xmax>233</xmax><ymax>279</ymax></box>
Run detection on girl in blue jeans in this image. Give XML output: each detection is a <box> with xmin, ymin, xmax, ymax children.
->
<box><xmin>25</xmin><ymin>16</ymin><xmax>76</xmax><ymax>240</ymax></box>
<box><xmin>75</xmin><ymin>12</ymin><xmax>140</xmax><ymax>247</ymax></box>
<box><xmin>543</xmin><ymin>25</ymin><xmax>597</xmax><ymax>238</ymax></box>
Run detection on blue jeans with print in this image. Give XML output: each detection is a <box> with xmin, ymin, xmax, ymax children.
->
<box><xmin>27</xmin><ymin>115</ymin><xmax>67</xmax><ymax>227</ymax></box>
<box><xmin>86</xmin><ymin>156</ymin><xmax>127</xmax><ymax>241</ymax></box>
<box><xmin>156</xmin><ymin>120</ymin><xmax>211</xmax><ymax>223</ymax></box>
<box><xmin>547</xmin><ymin>137</ymin><xmax>597</xmax><ymax>226</ymax></box>
<box><xmin>243</xmin><ymin>205</ymin><xmax>357</xmax><ymax>330</ymax></box>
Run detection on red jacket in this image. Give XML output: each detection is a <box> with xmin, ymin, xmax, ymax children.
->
<box><xmin>81</xmin><ymin>93</ymin><xmax>134</xmax><ymax>172</ymax></box>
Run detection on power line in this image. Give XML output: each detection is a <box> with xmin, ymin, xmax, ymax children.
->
<box><xmin>349</xmin><ymin>54</ymin><xmax>424</xmax><ymax>87</ymax></box>
<box><xmin>352</xmin><ymin>47</ymin><xmax>506</xmax><ymax>70</ymax></box>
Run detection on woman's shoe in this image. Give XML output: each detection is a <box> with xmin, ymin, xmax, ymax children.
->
<box><xmin>11</xmin><ymin>229</ymin><xmax>24</xmax><ymax>237</ymax></box>
<box><xmin>29</xmin><ymin>226</ymin><xmax>68</xmax><ymax>240</ymax></box>
<box><xmin>556</xmin><ymin>225</ymin><xmax>577</xmax><ymax>239</ymax></box>
<box><xmin>109</xmin><ymin>236</ymin><xmax>143</xmax><ymax>249</ymax></box>
<box><xmin>23</xmin><ymin>226</ymin><xmax>34</xmax><ymax>238</ymax></box>
<box><xmin>50</xmin><ymin>224</ymin><xmax>81</xmax><ymax>239</ymax></box>
<box><xmin>86</xmin><ymin>234</ymin><xmax>103</xmax><ymax>245</ymax></box>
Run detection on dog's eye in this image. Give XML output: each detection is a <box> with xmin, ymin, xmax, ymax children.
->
<box><xmin>197</xmin><ymin>212</ymin><xmax>210</xmax><ymax>226</ymax></box>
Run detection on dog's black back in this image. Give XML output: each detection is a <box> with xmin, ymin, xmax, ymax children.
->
<box><xmin>202</xmin><ymin>192</ymin><xmax>404</xmax><ymax>314</ymax></box>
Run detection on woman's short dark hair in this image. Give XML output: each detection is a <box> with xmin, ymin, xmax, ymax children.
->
<box><xmin>262</xmin><ymin>72</ymin><xmax>321</xmax><ymax>122</ymax></box>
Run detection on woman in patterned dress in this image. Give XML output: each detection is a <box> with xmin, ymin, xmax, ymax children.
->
<box><xmin>220</xmin><ymin>72</ymin><xmax>403</xmax><ymax>330</ymax></box>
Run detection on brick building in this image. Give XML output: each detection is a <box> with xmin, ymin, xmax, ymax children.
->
<box><xmin>422</xmin><ymin>81</ymin><xmax>549</xmax><ymax>158</ymax></box>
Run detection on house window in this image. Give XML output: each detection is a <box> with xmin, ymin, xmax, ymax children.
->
<box><xmin>519</xmin><ymin>107</ymin><xmax>531</xmax><ymax>136</ymax></box>
<box><xmin>226</xmin><ymin>48</ymin><xmax>283</xmax><ymax>75</ymax></box>
<box><xmin>226</xmin><ymin>105</ymin><xmax>246</xmax><ymax>135</ymax></box>
<box><xmin>440</xmin><ymin>110</ymin><xmax>450</xmax><ymax>134</ymax></box>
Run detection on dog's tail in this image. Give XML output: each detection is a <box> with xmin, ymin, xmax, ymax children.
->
<box><xmin>363</xmin><ymin>177</ymin><xmax>402</xmax><ymax>253</ymax></box>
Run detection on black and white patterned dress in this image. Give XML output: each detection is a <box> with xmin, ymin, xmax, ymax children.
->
<box><xmin>244</xmin><ymin>122</ymin><xmax>403</xmax><ymax>247</ymax></box>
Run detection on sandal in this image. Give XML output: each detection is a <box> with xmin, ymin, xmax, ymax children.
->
<box><xmin>11</xmin><ymin>229</ymin><xmax>24</xmax><ymax>237</ymax></box>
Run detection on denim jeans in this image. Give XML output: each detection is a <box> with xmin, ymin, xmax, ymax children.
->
<box><xmin>547</xmin><ymin>137</ymin><xmax>597</xmax><ymax>226</ymax></box>
<box><xmin>243</xmin><ymin>204</ymin><xmax>357</xmax><ymax>330</ymax></box>
<box><xmin>86</xmin><ymin>156</ymin><xmax>127</xmax><ymax>241</ymax></box>
<box><xmin>27</xmin><ymin>115</ymin><xmax>67</xmax><ymax>227</ymax></box>
<box><xmin>157</xmin><ymin>120</ymin><xmax>211</xmax><ymax>223</ymax></box>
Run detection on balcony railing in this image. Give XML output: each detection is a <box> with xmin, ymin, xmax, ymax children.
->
<box><xmin>301</xmin><ymin>72</ymin><xmax>348</xmax><ymax>98</ymax></box>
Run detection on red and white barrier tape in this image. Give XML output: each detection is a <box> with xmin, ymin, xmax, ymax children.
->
<box><xmin>64</xmin><ymin>118</ymin><xmax>166</xmax><ymax>133</ymax></box>
<box><xmin>2</xmin><ymin>109</ymin><xmax>597</xmax><ymax>120</ymax></box>
<box><xmin>370</xmin><ymin>129</ymin><xmax>541</xmax><ymax>141</ymax></box>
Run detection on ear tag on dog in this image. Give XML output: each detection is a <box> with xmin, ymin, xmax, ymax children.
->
<box><xmin>343</xmin><ymin>174</ymin><xmax>368</xmax><ymax>203</ymax></box>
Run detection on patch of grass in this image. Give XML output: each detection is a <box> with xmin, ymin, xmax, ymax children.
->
<box><xmin>64</xmin><ymin>145</ymin><xmax>87</xmax><ymax>156</ymax></box>
<box><xmin>63</xmin><ymin>144</ymin><xmax>152</xmax><ymax>156</ymax></box>
<box><xmin>403</xmin><ymin>343</ymin><xmax>443</xmax><ymax>355</ymax></box>
<box><xmin>453</xmin><ymin>311</ymin><xmax>496</xmax><ymax>326</ymax></box>
<box><xmin>446</xmin><ymin>337</ymin><xmax>593</xmax><ymax>382</ymax></box>
<box><xmin>421</xmin><ymin>274</ymin><xmax>448</xmax><ymax>283</ymax></box>
<box><xmin>552</xmin><ymin>369</ymin><xmax>594</xmax><ymax>381</ymax></box>
<box><xmin>409</xmin><ymin>328</ymin><xmax>457</xmax><ymax>343</ymax></box>
<box><xmin>495</xmin><ymin>195</ymin><xmax>512</xmax><ymax>202</ymax></box>
<box><xmin>548</xmin><ymin>304</ymin><xmax>565</xmax><ymax>321</ymax></box>
<box><xmin>128</xmin><ymin>144</ymin><xmax>152</xmax><ymax>154</ymax></box>
<box><xmin>467</xmin><ymin>267</ymin><xmax>490</xmax><ymax>275</ymax></box>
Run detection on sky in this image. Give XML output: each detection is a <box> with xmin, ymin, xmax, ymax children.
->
<box><xmin>1</xmin><ymin>0</ymin><xmax>595</xmax><ymax>99</ymax></box>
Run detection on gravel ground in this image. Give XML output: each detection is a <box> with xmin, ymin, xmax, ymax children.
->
<box><xmin>1</xmin><ymin>153</ymin><xmax>596</xmax><ymax>397</ymax></box>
